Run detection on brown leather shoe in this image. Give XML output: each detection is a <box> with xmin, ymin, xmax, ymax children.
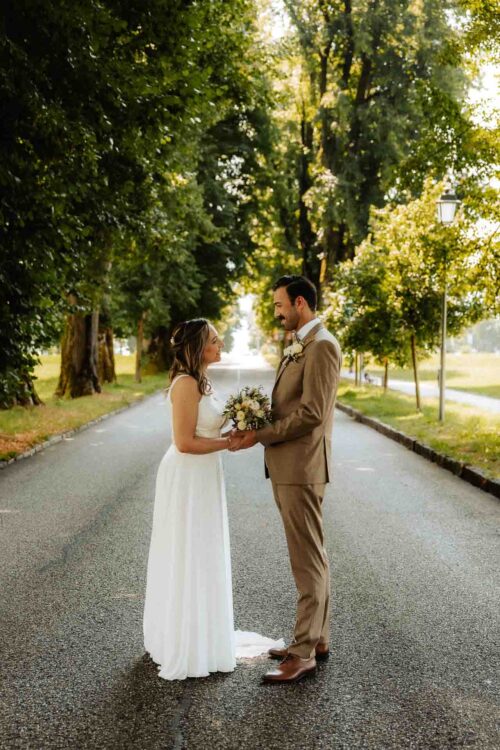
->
<box><xmin>263</xmin><ymin>654</ymin><xmax>317</xmax><ymax>684</ymax></box>
<box><xmin>268</xmin><ymin>643</ymin><xmax>330</xmax><ymax>662</ymax></box>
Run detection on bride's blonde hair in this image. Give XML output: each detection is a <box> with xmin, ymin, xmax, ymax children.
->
<box><xmin>169</xmin><ymin>318</ymin><xmax>212</xmax><ymax>396</ymax></box>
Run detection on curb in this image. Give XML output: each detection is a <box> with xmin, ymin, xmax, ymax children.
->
<box><xmin>335</xmin><ymin>401</ymin><xmax>500</xmax><ymax>501</ymax></box>
<box><xmin>0</xmin><ymin>390</ymin><xmax>163</xmax><ymax>471</ymax></box>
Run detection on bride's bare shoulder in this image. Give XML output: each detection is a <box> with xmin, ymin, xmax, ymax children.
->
<box><xmin>170</xmin><ymin>375</ymin><xmax>201</xmax><ymax>402</ymax></box>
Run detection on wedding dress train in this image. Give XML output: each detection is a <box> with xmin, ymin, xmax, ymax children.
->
<box><xmin>143</xmin><ymin>374</ymin><xmax>283</xmax><ymax>680</ymax></box>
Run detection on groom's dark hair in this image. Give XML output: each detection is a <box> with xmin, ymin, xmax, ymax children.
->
<box><xmin>272</xmin><ymin>275</ymin><xmax>317</xmax><ymax>311</ymax></box>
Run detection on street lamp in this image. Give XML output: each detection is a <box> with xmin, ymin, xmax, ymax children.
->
<box><xmin>436</xmin><ymin>186</ymin><xmax>460</xmax><ymax>422</ymax></box>
<box><xmin>436</xmin><ymin>187</ymin><xmax>460</xmax><ymax>226</ymax></box>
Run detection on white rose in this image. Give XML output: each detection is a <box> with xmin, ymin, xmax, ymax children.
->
<box><xmin>291</xmin><ymin>342</ymin><xmax>303</xmax><ymax>354</ymax></box>
<box><xmin>234</xmin><ymin>402</ymin><xmax>241</xmax><ymax>409</ymax></box>
<box><xmin>257</xmin><ymin>409</ymin><xmax>264</xmax><ymax>418</ymax></box>
<box><xmin>251</xmin><ymin>400</ymin><xmax>260</xmax><ymax>411</ymax></box>
<box><xmin>237</xmin><ymin>420</ymin><xmax>247</xmax><ymax>430</ymax></box>
<box><xmin>242</xmin><ymin>399</ymin><xmax>250</xmax><ymax>407</ymax></box>
<box><xmin>236</xmin><ymin>410</ymin><xmax>245</xmax><ymax>421</ymax></box>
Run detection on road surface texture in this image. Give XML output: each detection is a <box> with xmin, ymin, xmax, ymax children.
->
<box><xmin>1</xmin><ymin>363</ymin><xmax>499</xmax><ymax>750</ymax></box>
<box><xmin>341</xmin><ymin>370</ymin><xmax>500</xmax><ymax>414</ymax></box>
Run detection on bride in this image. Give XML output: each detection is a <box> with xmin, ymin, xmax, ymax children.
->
<box><xmin>143</xmin><ymin>317</ymin><xmax>283</xmax><ymax>680</ymax></box>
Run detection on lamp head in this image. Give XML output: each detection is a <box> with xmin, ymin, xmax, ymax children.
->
<box><xmin>436</xmin><ymin>187</ymin><xmax>460</xmax><ymax>225</ymax></box>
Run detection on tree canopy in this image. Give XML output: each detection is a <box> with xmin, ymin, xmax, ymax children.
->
<box><xmin>0</xmin><ymin>0</ymin><xmax>275</xmax><ymax>404</ymax></box>
<box><xmin>324</xmin><ymin>178</ymin><xmax>496</xmax><ymax>405</ymax></box>
<box><xmin>0</xmin><ymin>0</ymin><xmax>498</xmax><ymax>406</ymax></box>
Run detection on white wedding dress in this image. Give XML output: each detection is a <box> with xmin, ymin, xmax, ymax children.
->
<box><xmin>143</xmin><ymin>374</ymin><xmax>284</xmax><ymax>680</ymax></box>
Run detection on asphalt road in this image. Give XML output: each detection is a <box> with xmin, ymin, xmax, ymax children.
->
<box><xmin>1</xmin><ymin>363</ymin><xmax>499</xmax><ymax>750</ymax></box>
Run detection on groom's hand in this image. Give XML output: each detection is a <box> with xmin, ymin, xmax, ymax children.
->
<box><xmin>231</xmin><ymin>429</ymin><xmax>257</xmax><ymax>450</ymax></box>
<box><xmin>228</xmin><ymin>432</ymin><xmax>241</xmax><ymax>451</ymax></box>
<box><xmin>228</xmin><ymin>429</ymin><xmax>243</xmax><ymax>452</ymax></box>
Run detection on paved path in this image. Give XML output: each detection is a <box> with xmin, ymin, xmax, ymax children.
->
<box><xmin>1</xmin><ymin>363</ymin><xmax>499</xmax><ymax>749</ymax></box>
<box><xmin>342</xmin><ymin>369</ymin><xmax>500</xmax><ymax>413</ymax></box>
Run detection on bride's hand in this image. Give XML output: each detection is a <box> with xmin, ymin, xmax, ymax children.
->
<box><xmin>228</xmin><ymin>429</ymin><xmax>244</xmax><ymax>452</ymax></box>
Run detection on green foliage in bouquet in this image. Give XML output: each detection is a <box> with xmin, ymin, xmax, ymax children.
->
<box><xmin>223</xmin><ymin>386</ymin><xmax>272</xmax><ymax>431</ymax></box>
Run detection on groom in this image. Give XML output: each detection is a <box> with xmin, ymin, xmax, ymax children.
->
<box><xmin>232</xmin><ymin>275</ymin><xmax>342</xmax><ymax>683</ymax></box>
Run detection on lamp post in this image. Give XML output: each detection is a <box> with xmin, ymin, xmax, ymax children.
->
<box><xmin>436</xmin><ymin>186</ymin><xmax>460</xmax><ymax>422</ymax></box>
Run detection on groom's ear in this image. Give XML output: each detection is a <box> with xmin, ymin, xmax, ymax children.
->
<box><xmin>295</xmin><ymin>295</ymin><xmax>308</xmax><ymax>311</ymax></box>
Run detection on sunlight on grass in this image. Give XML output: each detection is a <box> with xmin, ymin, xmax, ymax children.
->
<box><xmin>0</xmin><ymin>355</ymin><xmax>168</xmax><ymax>460</ymax></box>
<box><xmin>366</xmin><ymin>352</ymin><xmax>500</xmax><ymax>399</ymax></box>
<box><xmin>398</xmin><ymin>412</ymin><xmax>425</xmax><ymax>423</ymax></box>
<box><xmin>338</xmin><ymin>380</ymin><xmax>500</xmax><ymax>479</ymax></box>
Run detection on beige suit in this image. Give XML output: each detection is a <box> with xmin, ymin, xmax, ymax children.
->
<box><xmin>257</xmin><ymin>322</ymin><xmax>342</xmax><ymax>658</ymax></box>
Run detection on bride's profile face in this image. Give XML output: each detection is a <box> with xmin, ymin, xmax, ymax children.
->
<box><xmin>203</xmin><ymin>325</ymin><xmax>223</xmax><ymax>366</ymax></box>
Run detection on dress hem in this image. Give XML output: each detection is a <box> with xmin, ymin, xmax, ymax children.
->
<box><xmin>146</xmin><ymin>650</ymin><xmax>236</xmax><ymax>681</ymax></box>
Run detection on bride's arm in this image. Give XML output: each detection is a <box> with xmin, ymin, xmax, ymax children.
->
<box><xmin>171</xmin><ymin>376</ymin><xmax>230</xmax><ymax>454</ymax></box>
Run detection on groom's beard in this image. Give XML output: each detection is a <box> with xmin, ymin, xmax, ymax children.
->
<box><xmin>278</xmin><ymin>315</ymin><xmax>299</xmax><ymax>332</ymax></box>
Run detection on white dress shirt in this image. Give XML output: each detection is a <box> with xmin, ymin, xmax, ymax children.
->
<box><xmin>295</xmin><ymin>317</ymin><xmax>321</xmax><ymax>341</ymax></box>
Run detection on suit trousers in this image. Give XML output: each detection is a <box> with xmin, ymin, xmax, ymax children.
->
<box><xmin>272</xmin><ymin>482</ymin><xmax>330</xmax><ymax>659</ymax></box>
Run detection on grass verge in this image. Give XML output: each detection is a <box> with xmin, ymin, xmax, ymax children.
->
<box><xmin>0</xmin><ymin>355</ymin><xmax>167</xmax><ymax>461</ymax></box>
<box><xmin>366</xmin><ymin>352</ymin><xmax>500</xmax><ymax>399</ymax></box>
<box><xmin>337</xmin><ymin>381</ymin><xmax>500</xmax><ymax>480</ymax></box>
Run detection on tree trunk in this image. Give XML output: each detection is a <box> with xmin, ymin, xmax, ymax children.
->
<box><xmin>135</xmin><ymin>313</ymin><xmax>145</xmax><ymax>383</ymax></box>
<box><xmin>56</xmin><ymin>302</ymin><xmax>101</xmax><ymax>398</ymax></box>
<box><xmin>341</xmin><ymin>0</ymin><xmax>354</xmax><ymax>87</ymax></box>
<box><xmin>383</xmin><ymin>358</ymin><xmax>389</xmax><ymax>391</ymax></box>
<box><xmin>354</xmin><ymin>351</ymin><xmax>359</xmax><ymax>386</ymax></box>
<box><xmin>354</xmin><ymin>53</ymin><xmax>373</xmax><ymax>106</ymax></box>
<box><xmin>4</xmin><ymin>372</ymin><xmax>44</xmax><ymax>408</ymax></box>
<box><xmin>96</xmin><ymin>256</ymin><xmax>115</xmax><ymax>385</ymax></box>
<box><xmin>410</xmin><ymin>334</ymin><xmax>421</xmax><ymax>411</ymax></box>
<box><xmin>98</xmin><ymin>326</ymin><xmax>116</xmax><ymax>384</ymax></box>
<box><xmin>299</xmin><ymin>107</ymin><xmax>318</xmax><ymax>287</ymax></box>
<box><xmin>324</xmin><ymin>223</ymin><xmax>352</xmax><ymax>270</ymax></box>
<box><xmin>145</xmin><ymin>326</ymin><xmax>172</xmax><ymax>374</ymax></box>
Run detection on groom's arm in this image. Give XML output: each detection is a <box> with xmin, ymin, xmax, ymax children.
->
<box><xmin>256</xmin><ymin>339</ymin><xmax>341</xmax><ymax>447</ymax></box>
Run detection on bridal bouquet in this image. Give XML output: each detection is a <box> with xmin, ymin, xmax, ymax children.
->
<box><xmin>223</xmin><ymin>386</ymin><xmax>272</xmax><ymax>431</ymax></box>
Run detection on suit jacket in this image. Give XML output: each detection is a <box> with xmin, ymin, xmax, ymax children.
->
<box><xmin>257</xmin><ymin>322</ymin><xmax>342</xmax><ymax>485</ymax></box>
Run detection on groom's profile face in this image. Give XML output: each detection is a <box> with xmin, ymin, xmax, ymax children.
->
<box><xmin>273</xmin><ymin>286</ymin><xmax>300</xmax><ymax>331</ymax></box>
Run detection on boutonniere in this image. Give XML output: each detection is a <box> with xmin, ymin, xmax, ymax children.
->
<box><xmin>283</xmin><ymin>340</ymin><xmax>304</xmax><ymax>363</ymax></box>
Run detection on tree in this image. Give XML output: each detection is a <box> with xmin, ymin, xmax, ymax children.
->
<box><xmin>0</xmin><ymin>0</ymin><xmax>164</xmax><ymax>402</ymax></box>
<box><xmin>246</xmin><ymin>0</ymin><xmax>497</xmax><ymax>336</ymax></box>
<box><xmin>0</xmin><ymin>0</ymin><xmax>275</xmax><ymax>403</ymax></box>
<box><xmin>142</xmin><ymin>12</ymin><xmax>278</xmax><ymax>370</ymax></box>
<box><xmin>325</xmin><ymin>178</ymin><xmax>492</xmax><ymax>409</ymax></box>
<box><xmin>282</xmin><ymin>0</ymin><xmax>492</xmax><ymax>276</ymax></box>
<box><xmin>55</xmin><ymin>0</ymin><xmax>233</xmax><ymax>396</ymax></box>
<box><xmin>324</xmin><ymin>246</ymin><xmax>408</xmax><ymax>389</ymax></box>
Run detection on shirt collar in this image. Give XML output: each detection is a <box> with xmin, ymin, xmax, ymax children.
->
<box><xmin>296</xmin><ymin>317</ymin><xmax>321</xmax><ymax>341</ymax></box>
